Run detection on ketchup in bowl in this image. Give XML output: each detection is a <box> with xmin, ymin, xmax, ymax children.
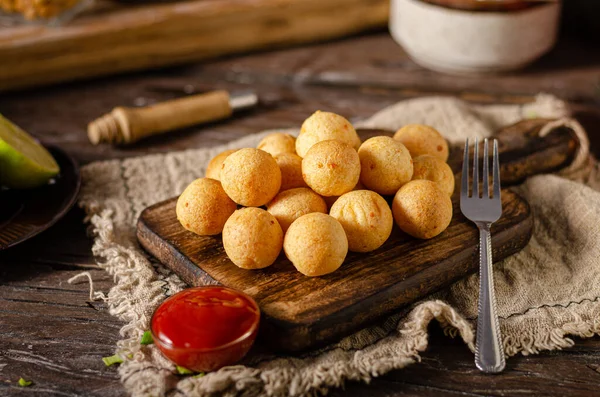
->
<box><xmin>151</xmin><ymin>286</ymin><xmax>260</xmax><ymax>372</ymax></box>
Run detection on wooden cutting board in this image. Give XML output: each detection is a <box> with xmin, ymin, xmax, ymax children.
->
<box><xmin>137</xmin><ymin>119</ymin><xmax>577</xmax><ymax>352</ymax></box>
<box><xmin>0</xmin><ymin>0</ymin><xmax>388</xmax><ymax>91</ymax></box>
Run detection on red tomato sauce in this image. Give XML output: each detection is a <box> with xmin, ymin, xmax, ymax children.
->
<box><xmin>152</xmin><ymin>287</ymin><xmax>259</xmax><ymax>349</ymax></box>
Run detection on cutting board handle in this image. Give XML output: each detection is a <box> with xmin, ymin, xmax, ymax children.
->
<box><xmin>359</xmin><ymin>118</ymin><xmax>579</xmax><ymax>189</ymax></box>
<box><xmin>452</xmin><ymin>118</ymin><xmax>579</xmax><ymax>186</ymax></box>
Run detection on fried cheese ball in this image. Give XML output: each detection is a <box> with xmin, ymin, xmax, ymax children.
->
<box><xmin>323</xmin><ymin>179</ymin><xmax>366</xmax><ymax>210</ymax></box>
<box><xmin>283</xmin><ymin>213</ymin><xmax>348</xmax><ymax>277</ymax></box>
<box><xmin>266</xmin><ymin>188</ymin><xmax>327</xmax><ymax>232</ymax></box>
<box><xmin>176</xmin><ymin>178</ymin><xmax>237</xmax><ymax>236</ymax></box>
<box><xmin>329</xmin><ymin>190</ymin><xmax>393</xmax><ymax>252</ymax></box>
<box><xmin>393</xmin><ymin>124</ymin><xmax>449</xmax><ymax>162</ymax></box>
<box><xmin>296</xmin><ymin>111</ymin><xmax>361</xmax><ymax>158</ymax></box>
<box><xmin>257</xmin><ymin>133</ymin><xmax>296</xmax><ymax>156</ymax></box>
<box><xmin>205</xmin><ymin>149</ymin><xmax>237</xmax><ymax>181</ymax></box>
<box><xmin>221</xmin><ymin>148</ymin><xmax>282</xmax><ymax>206</ymax></box>
<box><xmin>274</xmin><ymin>153</ymin><xmax>307</xmax><ymax>191</ymax></box>
<box><xmin>392</xmin><ymin>180</ymin><xmax>453</xmax><ymax>239</ymax></box>
<box><xmin>358</xmin><ymin>136</ymin><xmax>414</xmax><ymax>195</ymax></box>
<box><xmin>412</xmin><ymin>155</ymin><xmax>455</xmax><ymax>196</ymax></box>
<box><xmin>222</xmin><ymin>207</ymin><xmax>283</xmax><ymax>269</ymax></box>
<box><xmin>302</xmin><ymin>140</ymin><xmax>361</xmax><ymax>197</ymax></box>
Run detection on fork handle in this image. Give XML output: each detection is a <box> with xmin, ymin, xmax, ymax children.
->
<box><xmin>475</xmin><ymin>223</ymin><xmax>506</xmax><ymax>373</ymax></box>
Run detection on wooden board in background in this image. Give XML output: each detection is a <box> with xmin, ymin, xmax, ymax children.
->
<box><xmin>0</xmin><ymin>0</ymin><xmax>389</xmax><ymax>91</ymax></box>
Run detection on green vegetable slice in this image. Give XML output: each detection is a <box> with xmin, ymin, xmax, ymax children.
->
<box><xmin>102</xmin><ymin>354</ymin><xmax>124</xmax><ymax>367</ymax></box>
<box><xmin>176</xmin><ymin>366</ymin><xmax>194</xmax><ymax>375</ymax></box>
<box><xmin>18</xmin><ymin>378</ymin><xmax>32</xmax><ymax>387</ymax></box>
<box><xmin>193</xmin><ymin>372</ymin><xmax>206</xmax><ymax>378</ymax></box>
<box><xmin>0</xmin><ymin>114</ymin><xmax>59</xmax><ymax>189</ymax></box>
<box><xmin>140</xmin><ymin>331</ymin><xmax>154</xmax><ymax>345</ymax></box>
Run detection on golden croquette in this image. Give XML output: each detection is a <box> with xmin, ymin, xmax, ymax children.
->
<box><xmin>323</xmin><ymin>179</ymin><xmax>366</xmax><ymax>210</ymax></box>
<box><xmin>220</xmin><ymin>148</ymin><xmax>281</xmax><ymax>206</ymax></box>
<box><xmin>257</xmin><ymin>133</ymin><xmax>296</xmax><ymax>156</ymax></box>
<box><xmin>393</xmin><ymin>124</ymin><xmax>449</xmax><ymax>161</ymax></box>
<box><xmin>283</xmin><ymin>213</ymin><xmax>348</xmax><ymax>277</ymax></box>
<box><xmin>222</xmin><ymin>207</ymin><xmax>283</xmax><ymax>269</ymax></box>
<box><xmin>205</xmin><ymin>149</ymin><xmax>237</xmax><ymax>181</ymax></box>
<box><xmin>302</xmin><ymin>140</ymin><xmax>361</xmax><ymax>197</ymax></box>
<box><xmin>296</xmin><ymin>111</ymin><xmax>361</xmax><ymax>158</ymax></box>
<box><xmin>329</xmin><ymin>190</ymin><xmax>393</xmax><ymax>252</ymax></box>
<box><xmin>412</xmin><ymin>155</ymin><xmax>455</xmax><ymax>196</ymax></box>
<box><xmin>358</xmin><ymin>136</ymin><xmax>413</xmax><ymax>195</ymax></box>
<box><xmin>266</xmin><ymin>187</ymin><xmax>327</xmax><ymax>232</ymax></box>
<box><xmin>176</xmin><ymin>178</ymin><xmax>237</xmax><ymax>236</ymax></box>
<box><xmin>392</xmin><ymin>180</ymin><xmax>453</xmax><ymax>239</ymax></box>
<box><xmin>274</xmin><ymin>153</ymin><xmax>307</xmax><ymax>191</ymax></box>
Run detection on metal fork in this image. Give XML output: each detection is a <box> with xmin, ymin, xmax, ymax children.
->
<box><xmin>460</xmin><ymin>138</ymin><xmax>506</xmax><ymax>374</ymax></box>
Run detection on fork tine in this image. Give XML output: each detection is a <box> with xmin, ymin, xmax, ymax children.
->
<box><xmin>493</xmin><ymin>139</ymin><xmax>501</xmax><ymax>199</ymax></box>
<box><xmin>483</xmin><ymin>139</ymin><xmax>489</xmax><ymax>198</ymax></box>
<box><xmin>461</xmin><ymin>138</ymin><xmax>469</xmax><ymax>198</ymax></box>
<box><xmin>473</xmin><ymin>137</ymin><xmax>479</xmax><ymax>198</ymax></box>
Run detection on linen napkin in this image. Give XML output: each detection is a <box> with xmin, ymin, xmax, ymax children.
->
<box><xmin>78</xmin><ymin>94</ymin><xmax>600</xmax><ymax>397</ymax></box>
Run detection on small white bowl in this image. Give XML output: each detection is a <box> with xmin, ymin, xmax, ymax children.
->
<box><xmin>389</xmin><ymin>0</ymin><xmax>561</xmax><ymax>74</ymax></box>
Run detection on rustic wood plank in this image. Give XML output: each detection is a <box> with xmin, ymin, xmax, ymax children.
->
<box><xmin>0</xmin><ymin>0</ymin><xmax>388</xmax><ymax>91</ymax></box>
<box><xmin>1</xmin><ymin>30</ymin><xmax>599</xmax><ymax>397</ymax></box>
<box><xmin>0</xmin><ymin>204</ymin><xmax>123</xmax><ymax>396</ymax></box>
<box><xmin>0</xmin><ymin>262</ymin><xmax>123</xmax><ymax>396</ymax></box>
<box><xmin>332</xmin><ymin>324</ymin><xmax>600</xmax><ymax>397</ymax></box>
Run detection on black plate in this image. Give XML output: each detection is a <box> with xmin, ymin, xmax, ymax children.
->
<box><xmin>0</xmin><ymin>146</ymin><xmax>81</xmax><ymax>251</ymax></box>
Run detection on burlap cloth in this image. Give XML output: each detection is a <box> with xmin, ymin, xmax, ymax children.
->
<box><xmin>78</xmin><ymin>94</ymin><xmax>600</xmax><ymax>397</ymax></box>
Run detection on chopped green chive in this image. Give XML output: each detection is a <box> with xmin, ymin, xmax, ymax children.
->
<box><xmin>193</xmin><ymin>372</ymin><xmax>206</xmax><ymax>378</ymax></box>
<box><xmin>102</xmin><ymin>354</ymin><xmax>124</xmax><ymax>367</ymax></box>
<box><xmin>526</xmin><ymin>110</ymin><xmax>538</xmax><ymax>119</ymax></box>
<box><xmin>140</xmin><ymin>331</ymin><xmax>154</xmax><ymax>345</ymax></box>
<box><xmin>18</xmin><ymin>378</ymin><xmax>32</xmax><ymax>387</ymax></box>
<box><xmin>176</xmin><ymin>366</ymin><xmax>194</xmax><ymax>375</ymax></box>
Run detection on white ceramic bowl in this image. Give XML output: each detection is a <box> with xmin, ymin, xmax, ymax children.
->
<box><xmin>389</xmin><ymin>0</ymin><xmax>561</xmax><ymax>74</ymax></box>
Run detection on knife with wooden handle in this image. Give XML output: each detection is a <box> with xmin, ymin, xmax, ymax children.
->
<box><xmin>88</xmin><ymin>90</ymin><xmax>258</xmax><ymax>145</ymax></box>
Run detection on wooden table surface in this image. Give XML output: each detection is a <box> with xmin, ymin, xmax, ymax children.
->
<box><xmin>1</xmin><ymin>31</ymin><xmax>600</xmax><ymax>396</ymax></box>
